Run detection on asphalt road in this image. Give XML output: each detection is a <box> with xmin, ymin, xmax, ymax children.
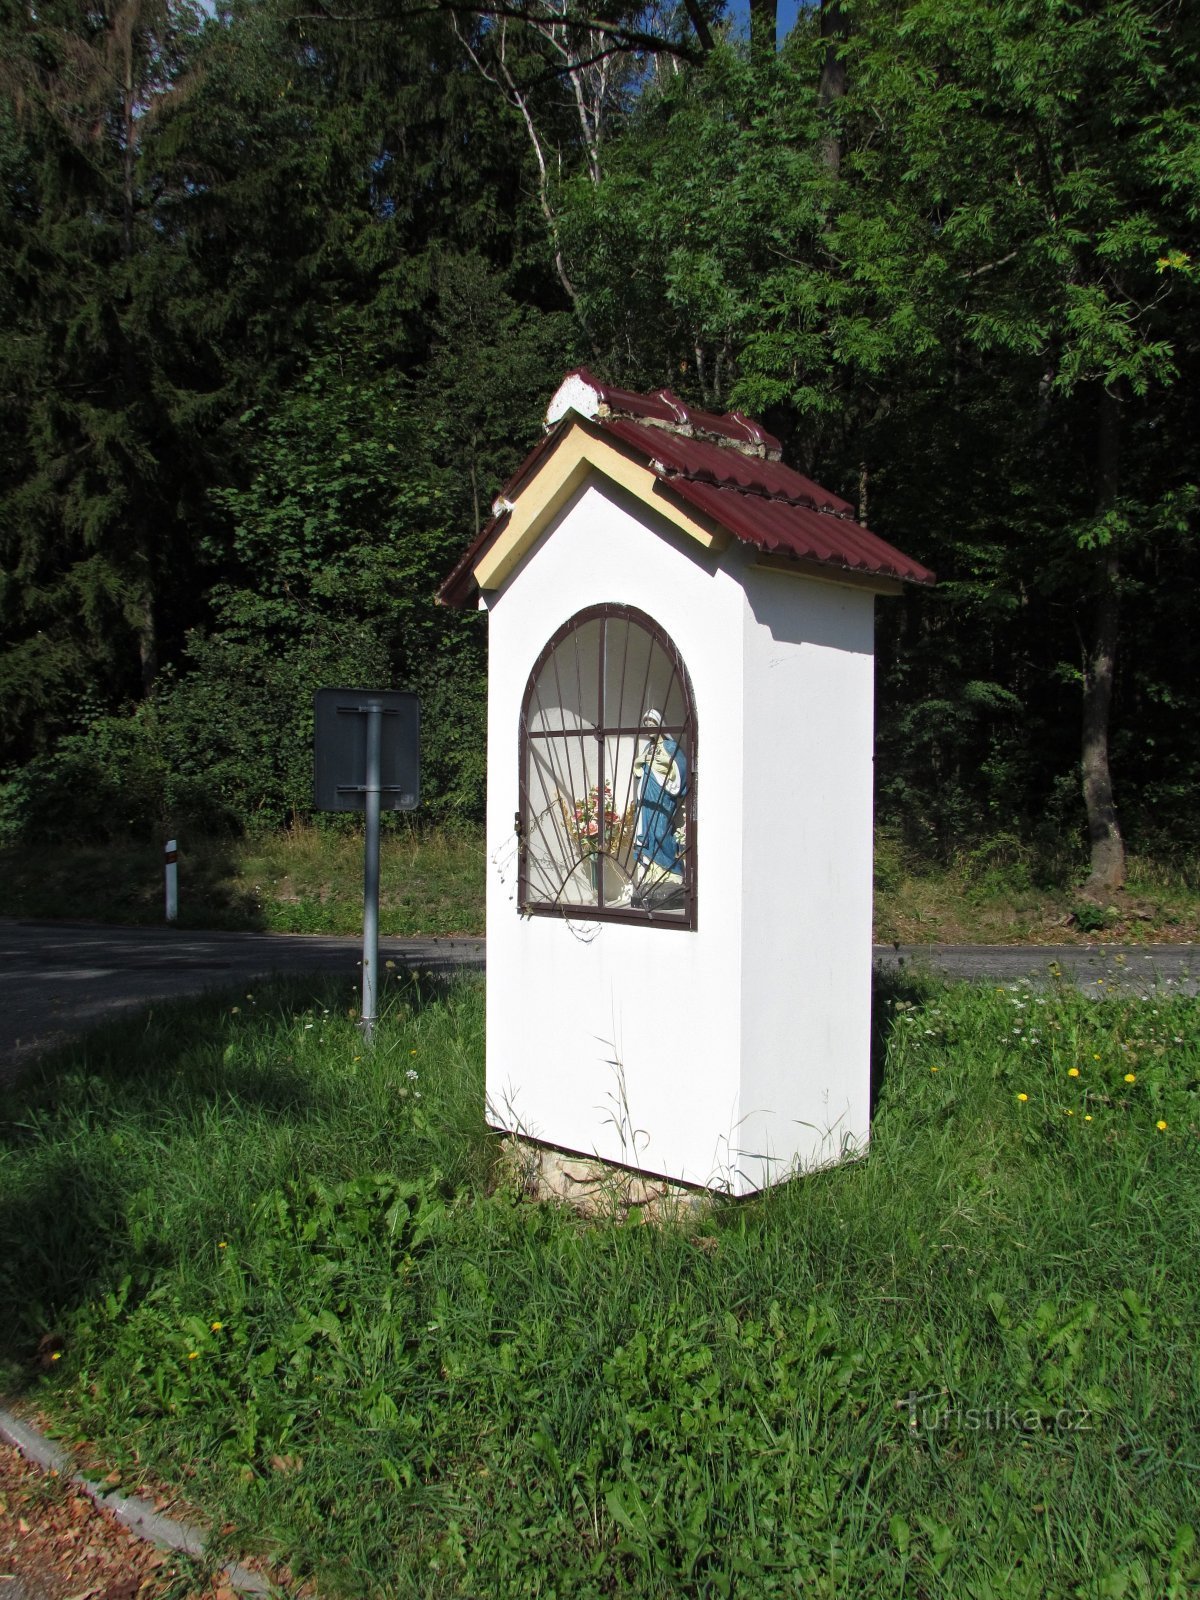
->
<box><xmin>1</xmin><ymin>919</ymin><xmax>1197</xmax><ymax>1079</ymax></box>
<box><xmin>872</xmin><ymin>940</ymin><xmax>1200</xmax><ymax>993</ymax></box>
<box><xmin>0</xmin><ymin>920</ymin><xmax>485</xmax><ymax>1082</ymax></box>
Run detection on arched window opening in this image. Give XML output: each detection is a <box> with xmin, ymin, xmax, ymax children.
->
<box><xmin>518</xmin><ymin>605</ymin><xmax>697</xmax><ymax>927</ymax></box>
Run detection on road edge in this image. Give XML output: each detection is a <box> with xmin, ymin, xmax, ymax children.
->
<box><xmin>0</xmin><ymin>1405</ymin><xmax>274</xmax><ymax>1596</ymax></box>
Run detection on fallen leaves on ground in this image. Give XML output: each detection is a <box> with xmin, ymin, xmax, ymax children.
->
<box><xmin>0</xmin><ymin>1438</ymin><xmax>192</xmax><ymax>1600</ymax></box>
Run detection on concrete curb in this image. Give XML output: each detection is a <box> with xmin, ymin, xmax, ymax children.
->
<box><xmin>0</xmin><ymin>1405</ymin><xmax>273</xmax><ymax>1596</ymax></box>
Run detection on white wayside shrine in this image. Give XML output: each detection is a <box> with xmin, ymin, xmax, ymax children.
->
<box><xmin>440</xmin><ymin>370</ymin><xmax>934</xmax><ymax>1195</ymax></box>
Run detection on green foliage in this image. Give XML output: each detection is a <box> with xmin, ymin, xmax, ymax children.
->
<box><xmin>161</xmin><ymin>623</ymin><xmax>396</xmax><ymax>834</ymax></box>
<box><xmin>3</xmin><ymin>976</ymin><xmax>1200</xmax><ymax>1595</ymax></box>
<box><xmin>0</xmin><ymin>0</ymin><xmax>571</xmax><ymax>834</ymax></box>
<box><xmin>0</xmin><ymin>705</ymin><xmax>170</xmax><ymax>844</ymax></box>
<box><xmin>796</xmin><ymin>0</ymin><xmax>1200</xmax><ymax>855</ymax></box>
<box><xmin>562</xmin><ymin>40</ymin><xmax>831</xmax><ymax>408</ymax></box>
<box><xmin>1070</xmin><ymin>900</ymin><xmax>1114</xmax><ymax>934</ymax></box>
<box><xmin>3</xmin><ymin>0</ymin><xmax>1200</xmax><ymax>866</ymax></box>
<box><xmin>558</xmin><ymin>0</ymin><xmax>1200</xmax><ymax>862</ymax></box>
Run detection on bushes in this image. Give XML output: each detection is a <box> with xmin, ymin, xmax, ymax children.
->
<box><xmin>0</xmin><ymin>629</ymin><xmax>487</xmax><ymax>845</ymax></box>
<box><xmin>156</xmin><ymin>621</ymin><xmax>395</xmax><ymax>836</ymax></box>
<box><xmin>0</xmin><ymin>707</ymin><xmax>170</xmax><ymax>845</ymax></box>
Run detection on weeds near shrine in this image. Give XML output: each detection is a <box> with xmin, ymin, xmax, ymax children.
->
<box><xmin>8</xmin><ymin>824</ymin><xmax>1200</xmax><ymax>945</ymax></box>
<box><xmin>1</xmin><ymin>970</ymin><xmax>1199</xmax><ymax>1597</ymax></box>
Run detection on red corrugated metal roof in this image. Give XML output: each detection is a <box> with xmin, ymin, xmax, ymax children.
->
<box><xmin>438</xmin><ymin>377</ymin><xmax>935</xmax><ymax>606</ymax></box>
<box><xmin>600</xmin><ymin>417</ymin><xmax>853</xmax><ymax>510</ymax></box>
<box><xmin>601</xmin><ymin>418</ymin><xmax>933</xmax><ymax>585</ymax></box>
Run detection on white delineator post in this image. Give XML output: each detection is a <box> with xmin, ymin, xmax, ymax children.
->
<box><xmin>164</xmin><ymin>839</ymin><xmax>178</xmax><ymax>923</ymax></box>
<box><xmin>361</xmin><ymin>699</ymin><xmax>383</xmax><ymax>1045</ymax></box>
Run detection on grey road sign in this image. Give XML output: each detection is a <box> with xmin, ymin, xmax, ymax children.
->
<box><xmin>313</xmin><ymin>688</ymin><xmax>420</xmax><ymax>812</ymax></box>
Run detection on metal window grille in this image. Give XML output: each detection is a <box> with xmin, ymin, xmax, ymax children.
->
<box><xmin>518</xmin><ymin>604</ymin><xmax>697</xmax><ymax>928</ymax></box>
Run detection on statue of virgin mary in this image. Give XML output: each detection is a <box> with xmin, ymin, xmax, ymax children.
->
<box><xmin>632</xmin><ymin>709</ymin><xmax>687</xmax><ymax>893</ymax></box>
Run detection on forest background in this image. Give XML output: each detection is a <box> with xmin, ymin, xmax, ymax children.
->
<box><xmin>2</xmin><ymin>0</ymin><xmax>1198</xmax><ymax>904</ymax></box>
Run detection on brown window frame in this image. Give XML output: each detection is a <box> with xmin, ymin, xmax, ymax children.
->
<box><xmin>517</xmin><ymin>603</ymin><xmax>698</xmax><ymax>930</ymax></box>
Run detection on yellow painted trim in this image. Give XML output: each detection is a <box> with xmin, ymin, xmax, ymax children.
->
<box><xmin>753</xmin><ymin>552</ymin><xmax>906</xmax><ymax>597</ymax></box>
<box><xmin>471</xmin><ymin>424</ymin><xmax>730</xmax><ymax>592</ymax></box>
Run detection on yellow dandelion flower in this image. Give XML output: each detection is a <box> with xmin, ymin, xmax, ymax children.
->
<box><xmin>410</xmin><ymin>1049</ymin><xmax>418</xmax><ymax>1055</ymax></box>
<box><xmin>1065</xmin><ymin>1109</ymin><xmax>1074</xmax><ymax>1116</ymax></box>
<box><xmin>211</xmin><ymin>1321</ymin><xmax>223</xmax><ymax>1332</ymax></box>
<box><xmin>1084</xmin><ymin>1114</ymin><xmax>1093</xmax><ymax>1122</ymax></box>
<box><xmin>1156</xmin><ymin>1120</ymin><xmax>1168</xmax><ymax>1131</ymax></box>
<box><xmin>188</xmin><ymin>1351</ymin><xmax>199</xmax><ymax>1360</ymax></box>
<box><xmin>1068</xmin><ymin>1067</ymin><xmax>1080</xmax><ymax>1078</ymax></box>
<box><xmin>1016</xmin><ymin>1092</ymin><xmax>1028</xmax><ymax>1102</ymax></box>
<box><xmin>930</xmin><ymin>1066</ymin><xmax>939</xmax><ymax>1073</ymax></box>
<box><xmin>50</xmin><ymin>1351</ymin><xmax>62</xmax><ymax>1362</ymax></box>
<box><xmin>1093</xmin><ymin>1053</ymin><xmax>1101</xmax><ymax>1061</ymax></box>
<box><xmin>1124</xmin><ymin>1073</ymin><xmax>1137</xmax><ymax>1084</ymax></box>
<box><xmin>218</xmin><ymin>1241</ymin><xmax>227</xmax><ymax>1250</ymax></box>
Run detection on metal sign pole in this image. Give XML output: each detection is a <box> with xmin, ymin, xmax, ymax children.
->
<box><xmin>313</xmin><ymin>687</ymin><xmax>418</xmax><ymax>1040</ymax></box>
<box><xmin>362</xmin><ymin>700</ymin><xmax>382</xmax><ymax>1044</ymax></box>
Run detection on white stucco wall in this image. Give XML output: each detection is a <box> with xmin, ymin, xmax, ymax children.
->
<box><xmin>483</xmin><ymin>473</ymin><xmax>875</xmax><ymax>1194</ymax></box>
<box><xmin>732</xmin><ymin>558</ymin><xmax>875</xmax><ymax>1189</ymax></box>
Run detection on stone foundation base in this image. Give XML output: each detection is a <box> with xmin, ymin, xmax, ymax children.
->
<box><xmin>496</xmin><ymin>1135</ymin><xmax>711</xmax><ymax>1222</ymax></box>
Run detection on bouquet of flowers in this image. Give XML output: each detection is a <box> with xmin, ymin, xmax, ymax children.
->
<box><xmin>564</xmin><ymin>783</ymin><xmax>632</xmax><ymax>858</ymax></box>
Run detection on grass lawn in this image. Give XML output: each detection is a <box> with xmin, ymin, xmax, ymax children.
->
<box><xmin>0</xmin><ymin>825</ymin><xmax>486</xmax><ymax>937</ymax></box>
<box><xmin>2</xmin><ymin>973</ymin><xmax>1199</xmax><ymax>1597</ymax></box>
<box><xmin>872</xmin><ymin>834</ymin><xmax>1200</xmax><ymax>945</ymax></box>
<box><xmin>5</xmin><ymin>825</ymin><xmax>1200</xmax><ymax>944</ymax></box>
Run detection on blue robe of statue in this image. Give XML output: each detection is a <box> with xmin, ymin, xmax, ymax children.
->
<box><xmin>634</xmin><ymin>735</ymin><xmax>687</xmax><ymax>874</ymax></box>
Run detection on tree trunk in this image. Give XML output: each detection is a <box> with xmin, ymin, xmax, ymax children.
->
<box><xmin>749</xmin><ymin>0</ymin><xmax>777</xmax><ymax>66</ymax></box>
<box><xmin>137</xmin><ymin>589</ymin><xmax>158</xmax><ymax>696</ymax></box>
<box><xmin>121</xmin><ymin>22</ymin><xmax>136</xmax><ymax>261</ymax></box>
<box><xmin>818</xmin><ymin>0</ymin><xmax>848</xmax><ymax>174</ymax></box>
<box><xmin>1081</xmin><ymin>382</ymin><xmax>1125</xmax><ymax>896</ymax></box>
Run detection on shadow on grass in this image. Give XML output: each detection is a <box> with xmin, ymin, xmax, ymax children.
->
<box><xmin>870</xmin><ymin>964</ymin><xmax>941</xmax><ymax>1116</ymax></box>
<box><xmin>0</xmin><ymin>825</ymin><xmax>488</xmax><ymax>939</ymax></box>
<box><xmin>0</xmin><ymin>836</ymin><xmax>266</xmax><ymax>931</ymax></box>
<box><xmin>1</xmin><ymin>964</ymin><xmax>914</xmax><ymax>1375</ymax></box>
<box><xmin>0</xmin><ymin>967</ymin><xmax>466</xmax><ymax>1374</ymax></box>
